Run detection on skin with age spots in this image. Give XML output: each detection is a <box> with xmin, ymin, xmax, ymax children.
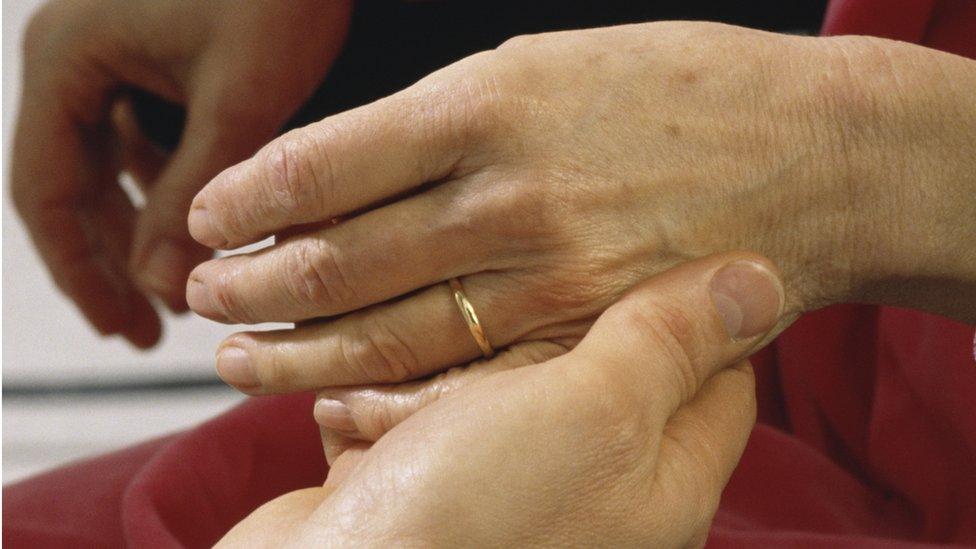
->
<box><xmin>195</xmin><ymin>21</ymin><xmax>974</xmax><ymax>543</ymax></box>
<box><xmin>186</xmin><ymin>22</ymin><xmax>974</xmax><ymax>397</ymax></box>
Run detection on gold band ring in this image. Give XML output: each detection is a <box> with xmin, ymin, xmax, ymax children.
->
<box><xmin>449</xmin><ymin>277</ymin><xmax>494</xmax><ymax>359</ymax></box>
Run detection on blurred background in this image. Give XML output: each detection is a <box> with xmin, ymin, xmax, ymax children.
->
<box><xmin>2</xmin><ymin>1</ymin><xmax>245</xmax><ymax>483</ymax></box>
<box><xmin>3</xmin><ymin>0</ymin><xmax>828</xmax><ymax>484</ymax></box>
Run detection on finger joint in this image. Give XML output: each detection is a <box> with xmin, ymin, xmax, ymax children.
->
<box><xmin>285</xmin><ymin>239</ymin><xmax>355</xmax><ymax>312</ymax></box>
<box><xmin>210</xmin><ymin>273</ymin><xmax>256</xmax><ymax>323</ymax></box>
<box><xmin>261</xmin><ymin>133</ymin><xmax>328</xmax><ymax>218</ymax></box>
<box><xmin>340</xmin><ymin>321</ymin><xmax>420</xmax><ymax>384</ymax></box>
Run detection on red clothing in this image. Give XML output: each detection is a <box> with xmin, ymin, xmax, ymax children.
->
<box><xmin>5</xmin><ymin>2</ymin><xmax>975</xmax><ymax>547</ymax></box>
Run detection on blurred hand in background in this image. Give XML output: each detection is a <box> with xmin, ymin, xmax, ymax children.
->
<box><xmin>11</xmin><ymin>0</ymin><xmax>352</xmax><ymax>347</ymax></box>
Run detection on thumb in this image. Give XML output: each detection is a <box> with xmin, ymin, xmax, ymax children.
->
<box><xmin>573</xmin><ymin>251</ymin><xmax>785</xmax><ymax>417</ymax></box>
<box><xmin>130</xmin><ymin>105</ymin><xmax>279</xmax><ymax>310</ymax></box>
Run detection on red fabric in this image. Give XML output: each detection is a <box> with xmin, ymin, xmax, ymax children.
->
<box><xmin>4</xmin><ymin>394</ymin><xmax>325</xmax><ymax>548</ymax></box>
<box><xmin>4</xmin><ymin>3</ymin><xmax>975</xmax><ymax>547</ymax></box>
<box><xmin>711</xmin><ymin>307</ymin><xmax>976</xmax><ymax>547</ymax></box>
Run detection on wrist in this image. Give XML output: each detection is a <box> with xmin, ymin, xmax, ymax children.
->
<box><xmin>812</xmin><ymin>36</ymin><xmax>976</xmax><ymax>321</ymax></box>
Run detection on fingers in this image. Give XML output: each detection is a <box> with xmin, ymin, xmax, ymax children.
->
<box><xmin>112</xmin><ymin>97</ymin><xmax>166</xmax><ymax>191</ymax></box>
<box><xmin>570</xmin><ymin>251</ymin><xmax>783</xmax><ymax>416</ymax></box>
<box><xmin>313</xmin><ymin>341</ymin><xmax>569</xmax><ymax>441</ymax></box>
<box><xmin>652</xmin><ymin>362</ymin><xmax>756</xmax><ymax>541</ymax></box>
<box><xmin>209</xmin><ymin>250</ymin><xmax>782</xmax><ymax>397</ymax></box>
<box><xmin>211</xmin><ymin>274</ymin><xmax>560</xmax><ymax>393</ymax></box>
<box><xmin>186</xmin><ymin>180</ymin><xmax>505</xmax><ymax>324</ymax></box>
<box><xmin>94</xmin><ymin>183</ymin><xmax>164</xmax><ymax>348</ymax></box>
<box><xmin>12</xmin><ymin>94</ymin><xmax>162</xmax><ymax>347</ymax></box>
<box><xmin>295</xmin><ymin>254</ymin><xmax>775</xmax><ymax>546</ymax></box>
<box><xmin>187</xmin><ymin>86</ymin><xmax>472</xmax><ymax>250</ymax></box>
<box><xmin>129</xmin><ymin>104</ymin><xmax>280</xmax><ymax>311</ymax></box>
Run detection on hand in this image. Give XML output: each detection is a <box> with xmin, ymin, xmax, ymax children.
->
<box><xmin>187</xmin><ymin>21</ymin><xmax>976</xmax><ymax>392</ymax></box>
<box><xmin>11</xmin><ymin>0</ymin><xmax>351</xmax><ymax>347</ymax></box>
<box><xmin>217</xmin><ymin>252</ymin><xmax>784</xmax><ymax>546</ymax></box>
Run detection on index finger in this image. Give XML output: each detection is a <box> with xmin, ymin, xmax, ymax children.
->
<box><xmin>187</xmin><ymin>81</ymin><xmax>481</xmax><ymax>250</ymax></box>
<box><xmin>12</xmin><ymin>93</ymin><xmax>161</xmax><ymax>346</ymax></box>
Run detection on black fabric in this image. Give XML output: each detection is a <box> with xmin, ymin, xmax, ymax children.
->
<box><xmin>132</xmin><ymin>0</ymin><xmax>828</xmax><ymax>150</ymax></box>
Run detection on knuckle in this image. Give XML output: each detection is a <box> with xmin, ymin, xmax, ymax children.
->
<box><xmin>425</xmin><ymin>69</ymin><xmax>515</xmax><ymax>148</ymax></box>
<box><xmin>209</xmin><ymin>273</ymin><xmax>254</xmax><ymax>323</ymax></box>
<box><xmin>502</xmin><ymin>179</ymin><xmax>550</xmax><ymax>223</ymax></box>
<box><xmin>496</xmin><ymin>33</ymin><xmax>541</xmax><ymax>51</ymax></box>
<box><xmin>259</xmin><ymin>131</ymin><xmax>330</xmax><ymax>216</ymax></box>
<box><xmin>467</xmin><ymin>178</ymin><xmax>560</xmax><ymax>245</ymax></box>
<box><xmin>464</xmin><ymin>76</ymin><xmax>524</xmax><ymax>140</ymax></box>
<box><xmin>283</xmin><ymin>239</ymin><xmax>354</xmax><ymax>312</ymax></box>
<box><xmin>340</xmin><ymin>322</ymin><xmax>420</xmax><ymax>384</ymax></box>
<box><xmin>458</xmin><ymin>74</ymin><xmax>508</xmax><ymax>124</ymax></box>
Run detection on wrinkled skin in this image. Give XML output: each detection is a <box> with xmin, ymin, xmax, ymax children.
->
<box><xmin>219</xmin><ymin>253</ymin><xmax>782</xmax><ymax>547</ymax></box>
<box><xmin>12</xmin><ymin>0</ymin><xmax>351</xmax><ymax>346</ymax></box>
<box><xmin>188</xmin><ymin>22</ymin><xmax>975</xmax><ymax>393</ymax></box>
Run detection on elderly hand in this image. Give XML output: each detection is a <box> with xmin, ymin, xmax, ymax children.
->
<box><xmin>217</xmin><ymin>253</ymin><xmax>783</xmax><ymax>547</ymax></box>
<box><xmin>188</xmin><ymin>21</ymin><xmax>975</xmax><ymax>391</ymax></box>
<box><xmin>12</xmin><ymin>0</ymin><xmax>351</xmax><ymax>347</ymax></box>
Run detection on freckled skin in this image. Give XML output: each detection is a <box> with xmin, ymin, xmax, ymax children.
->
<box><xmin>189</xmin><ymin>21</ymin><xmax>974</xmax><ymax>401</ymax></box>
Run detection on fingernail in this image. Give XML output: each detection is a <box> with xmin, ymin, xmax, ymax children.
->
<box><xmin>188</xmin><ymin>205</ymin><xmax>226</xmax><ymax>248</ymax></box>
<box><xmin>216</xmin><ymin>346</ymin><xmax>260</xmax><ymax>388</ymax></box>
<box><xmin>709</xmin><ymin>260</ymin><xmax>783</xmax><ymax>340</ymax></box>
<box><xmin>139</xmin><ymin>239</ymin><xmax>190</xmax><ymax>295</ymax></box>
<box><xmin>185</xmin><ymin>278</ymin><xmax>214</xmax><ymax>315</ymax></box>
<box><xmin>313</xmin><ymin>398</ymin><xmax>358</xmax><ymax>432</ymax></box>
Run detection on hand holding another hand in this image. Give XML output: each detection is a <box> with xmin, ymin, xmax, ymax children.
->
<box><xmin>219</xmin><ymin>253</ymin><xmax>784</xmax><ymax>547</ymax></box>
<box><xmin>193</xmin><ymin>21</ymin><xmax>973</xmax><ymax>545</ymax></box>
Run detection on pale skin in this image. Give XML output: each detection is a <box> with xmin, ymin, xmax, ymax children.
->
<box><xmin>218</xmin><ymin>252</ymin><xmax>784</xmax><ymax>547</ymax></box>
<box><xmin>184</xmin><ymin>22</ymin><xmax>975</xmax><ymax>396</ymax></box>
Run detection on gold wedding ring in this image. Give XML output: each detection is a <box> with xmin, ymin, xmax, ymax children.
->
<box><xmin>449</xmin><ymin>277</ymin><xmax>494</xmax><ymax>359</ymax></box>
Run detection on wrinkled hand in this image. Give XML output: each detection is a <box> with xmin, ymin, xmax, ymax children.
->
<box><xmin>12</xmin><ymin>0</ymin><xmax>351</xmax><ymax>347</ymax></box>
<box><xmin>186</xmin><ymin>21</ymin><xmax>890</xmax><ymax>391</ymax></box>
<box><xmin>218</xmin><ymin>253</ymin><xmax>784</xmax><ymax>547</ymax></box>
